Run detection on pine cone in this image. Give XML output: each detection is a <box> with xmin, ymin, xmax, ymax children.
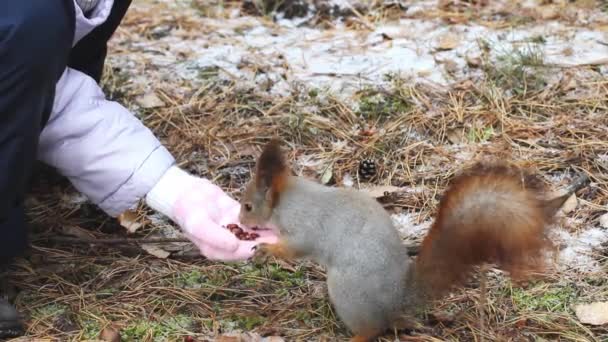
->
<box><xmin>358</xmin><ymin>159</ymin><xmax>377</xmax><ymax>180</ymax></box>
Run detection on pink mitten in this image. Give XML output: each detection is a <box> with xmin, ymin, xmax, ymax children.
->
<box><xmin>145</xmin><ymin>166</ymin><xmax>278</xmax><ymax>261</ymax></box>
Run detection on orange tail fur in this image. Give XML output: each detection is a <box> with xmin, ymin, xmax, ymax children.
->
<box><xmin>414</xmin><ymin>161</ymin><xmax>588</xmax><ymax>300</ymax></box>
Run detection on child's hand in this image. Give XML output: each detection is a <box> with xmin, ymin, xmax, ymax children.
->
<box><xmin>172</xmin><ymin>179</ymin><xmax>278</xmax><ymax>261</ymax></box>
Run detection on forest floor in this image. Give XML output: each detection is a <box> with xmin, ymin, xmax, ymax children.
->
<box><xmin>5</xmin><ymin>0</ymin><xmax>608</xmax><ymax>341</ymax></box>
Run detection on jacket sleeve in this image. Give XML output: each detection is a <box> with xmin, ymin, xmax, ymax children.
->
<box><xmin>72</xmin><ymin>0</ymin><xmax>114</xmax><ymax>47</ymax></box>
<box><xmin>37</xmin><ymin>67</ymin><xmax>176</xmax><ymax>217</ymax></box>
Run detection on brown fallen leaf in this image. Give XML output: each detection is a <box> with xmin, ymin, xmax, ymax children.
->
<box><xmin>140</xmin><ymin>244</ymin><xmax>171</xmax><ymax>258</ymax></box>
<box><xmin>575</xmin><ymin>302</ymin><xmax>608</xmax><ymax>325</ymax></box>
<box><xmin>436</xmin><ymin>33</ymin><xmax>460</xmax><ymax>51</ymax></box>
<box><xmin>515</xmin><ymin>317</ymin><xmax>528</xmax><ymax>328</ymax></box>
<box><xmin>215</xmin><ymin>336</ymin><xmax>242</xmax><ymax>342</ymax></box>
<box><xmin>446</xmin><ymin>128</ymin><xmax>466</xmax><ymax>144</ymax></box>
<box><xmin>118</xmin><ymin>210</ymin><xmax>143</xmax><ymax>233</ymax></box>
<box><xmin>561</xmin><ymin>194</ymin><xmax>578</xmax><ymax>214</ymax></box>
<box><xmin>320</xmin><ymin>164</ymin><xmax>333</xmax><ymax>185</ymax></box>
<box><xmin>427</xmin><ymin>311</ymin><xmax>455</xmax><ymax>325</ymax></box>
<box><xmin>136</xmin><ymin>92</ymin><xmax>165</xmax><ymax>109</ymax></box>
<box><xmin>548</xmin><ymin>188</ymin><xmax>578</xmax><ymax>214</ymax></box>
<box><xmin>441</xmin><ymin>59</ymin><xmax>459</xmax><ymax>74</ymax></box>
<box><xmin>537</xmin><ymin>5</ymin><xmax>559</xmax><ymax>20</ymax></box>
<box><xmin>466</xmin><ymin>54</ymin><xmax>482</xmax><ymax>68</ymax></box>
<box><xmin>99</xmin><ymin>325</ymin><xmax>122</xmax><ymax>342</ymax></box>
<box><xmin>557</xmin><ymin>72</ymin><xmax>577</xmax><ymax>92</ymax></box>
<box><xmin>61</xmin><ymin>225</ymin><xmax>96</xmax><ymax>240</ymax></box>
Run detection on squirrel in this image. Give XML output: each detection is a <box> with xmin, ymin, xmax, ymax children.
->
<box><xmin>238</xmin><ymin>139</ymin><xmax>589</xmax><ymax>342</ymax></box>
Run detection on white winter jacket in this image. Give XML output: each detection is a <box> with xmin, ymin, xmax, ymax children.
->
<box><xmin>37</xmin><ymin>0</ymin><xmax>176</xmax><ymax>217</ymax></box>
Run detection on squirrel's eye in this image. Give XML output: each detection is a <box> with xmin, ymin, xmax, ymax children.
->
<box><xmin>244</xmin><ymin>203</ymin><xmax>252</xmax><ymax>211</ymax></box>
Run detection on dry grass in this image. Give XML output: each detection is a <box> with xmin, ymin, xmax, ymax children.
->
<box><xmin>4</xmin><ymin>0</ymin><xmax>608</xmax><ymax>341</ymax></box>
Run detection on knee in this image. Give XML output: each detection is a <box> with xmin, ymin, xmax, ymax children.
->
<box><xmin>1</xmin><ymin>0</ymin><xmax>75</xmax><ymax>82</ymax></box>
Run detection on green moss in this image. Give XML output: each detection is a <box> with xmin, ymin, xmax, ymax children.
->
<box><xmin>79</xmin><ymin>317</ymin><xmax>102</xmax><ymax>339</ymax></box>
<box><xmin>120</xmin><ymin>315</ymin><xmax>194</xmax><ymax>342</ymax></box>
<box><xmin>197</xmin><ymin>66</ymin><xmax>220</xmax><ymax>80</ymax></box>
<box><xmin>308</xmin><ymin>88</ymin><xmax>319</xmax><ymax>98</ymax></box>
<box><xmin>356</xmin><ymin>88</ymin><xmax>412</xmax><ymax>120</ymax></box>
<box><xmin>510</xmin><ymin>283</ymin><xmax>578</xmax><ymax>313</ymax></box>
<box><xmin>530</xmin><ymin>35</ymin><xmax>547</xmax><ymax>44</ymax></box>
<box><xmin>231</xmin><ymin>314</ymin><xmax>266</xmax><ymax>330</ymax></box>
<box><xmin>31</xmin><ymin>303</ymin><xmax>68</xmax><ymax>319</ymax></box>
<box><xmin>173</xmin><ymin>268</ymin><xmax>234</xmax><ymax>289</ymax></box>
<box><xmin>466</xmin><ymin>126</ymin><xmax>495</xmax><ymax>143</ymax></box>
<box><xmin>481</xmin><ymin>41</ymin><xmax>548</xmax><ymax>96</ymax></box>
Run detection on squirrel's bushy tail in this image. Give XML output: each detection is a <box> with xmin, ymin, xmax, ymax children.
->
<box><xmin>413</xmin><ymin>161</ymin><xmax>588</xmax><ymax>301</ymax></box>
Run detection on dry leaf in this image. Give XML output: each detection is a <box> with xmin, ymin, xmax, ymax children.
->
<box><xmin>61</xmin><ymin>225</ymin><xmax>96</xmax><ymax>239</ymax></box>
<box><xmin>446</xmin><ymin>128</ymin><xmax>466</xmax><ymax>144</ymax></box>
<box><xmin>575</xmin><ymin>302</ymin><xmax>608</xmax><ymax>325</ymax></box>
<box><xmin>320</xmin><ymin>164</ymin><xmax>333</xmax><ymax>184</ymax></box>
<box><xmin>537</xmin><ymin>6</ymin><xmax>559</xmax><ymax>20</ymax></box>
<box><xmin>99</xmin><ymin>326</ymin><xmax>122</xmax><ymax>342</ymax></box>
<box><xmin>136</xmin><ymin>92</ymin><xmax>165</xmax><ymax>109</ymax></box>
<box><xmin>549</xmin><ymin>189</ymin><xmax>578</xmax><ymax>214</ymax></box>
<box><xmin>215</xmin><ymin>335</ymin><xmax>240</xmax><ymax>342</ymax></box>
<box><xmin>183</xmin><ymin>337</ymin><xmax>198</xmax><ymax>342</ymax></box>
<box><xmin>453</xmin><ymin>80</ymin><xmax>475</xmax><ymax>91</ymax></box>
<box><xmin>140</xmin><ymin>244</ymin><xmax>171</xmax><ymax>258</ymax></box>
<box><xmin>515</xmin><ymin>317</ymin><xmax>528</xmax><ymax>328</ymax></box>
<box><xmin>561</xmin><ymin>194</ymin><xmax>578</xmax><ymax>214</ymax></box>
<box><xmin>436</xmin><ymin>33</ymin><xmax>460</xmax><ymax>51</ymax></box>
<box><xmin>417</xmin><ymin>69</ymin><xmax>433</xmax><ymax>77</ymax></box>
<box><xmin>118</xmin><ymin>210</ymin><xmax>143</xmax><ymax>233</ymax></box>
<box><xmin>442</xmin><ymin>59</ymin><xmax>459</xmax><ymax>74</ymax></box>
<box><xmin>558</xmin><ymin>72</ymin><xmax>577</xmax><ymax>92</ymax></box>
<box><xmin>466</xmin><ymin>54</ymin><xmax>481</xmax><ymax>68</ymax></box>
<box><xmin>361</xmin><ymin>185</ymin><xmax>403</xmax><ymax>198</ymax></box>
<box><xmin>599</xmin><ymin>213</ymin><xmax>608</xmax><ymax>228</ymax></box>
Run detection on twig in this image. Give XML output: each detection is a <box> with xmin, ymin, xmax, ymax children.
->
<box><xmin>544</xmin><ymin>58</ymin><xmax>608</xmax><ymax>68</ymax></box>
<box><xmin>35</xmin><ymin>237</ymin><xmax>191</xmax><ymax>245</ymax></box>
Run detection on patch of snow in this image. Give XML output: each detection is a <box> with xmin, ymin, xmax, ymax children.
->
<box><xmin>550</xmin><ymin>226</ymin><xmax>608</xmax><ymax>274</ymax></box>
<box><xmin>342</xmin><ymin>172</ymin><xmax>354</xmax><ymax>187</ymax></box>
<box><xmin>296</xmin><ymin>154</ymin><xmax>325</xmax><ymax>169</ymax></box>
<box><xmin>112</xmin><ymin>5</ymin><xmax>608</xmax><ymax>103</ymax></box>
<box><xmin>391</xmin><ymin>212</ymin><xmax>432</xmax><ymax>239</ymax></box>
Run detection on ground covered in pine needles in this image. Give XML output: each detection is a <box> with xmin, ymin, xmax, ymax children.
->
<box><xmin>4</xmin><ymin>0</ymin><xmax>608</xmax><ymax>341</ymax></box>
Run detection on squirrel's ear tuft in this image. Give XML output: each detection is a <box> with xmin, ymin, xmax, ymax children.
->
<box><xmin>255</xmin><ymin>138</ymin><xmax>289</xmax><ymax>206</ymax></box>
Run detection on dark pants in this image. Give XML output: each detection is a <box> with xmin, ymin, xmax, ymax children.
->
<box><xmin>0</xmin><ymin>0</ymin><xmax>132</xmax><ymax>265</ymax></box>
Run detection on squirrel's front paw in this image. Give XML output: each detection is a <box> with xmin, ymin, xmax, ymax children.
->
<box><xmin>251</xmin><ymin>243</ymin><xmax>273</xmax><ymax>264</ymax></box>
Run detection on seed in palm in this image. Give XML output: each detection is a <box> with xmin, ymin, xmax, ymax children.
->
<box><xmin>358</xmin><ymin>159</ymin><xmax>377</xmax><ymax>180</ymax></box>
